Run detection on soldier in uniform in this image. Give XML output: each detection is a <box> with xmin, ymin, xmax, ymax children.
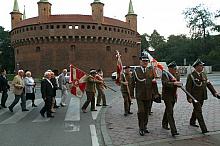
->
<box><xmin>96</xmin><ymin>69</ymin><xmax>108</xmax><ymax>107</ymax></box>
<box><xmin>120</xmin><ymin>66</ymin><xmax>133</xmax><ymax>116</ymax></box>
<box><xmin>82</xmin><ymin>69</ymin><xmax>103</xmax><ymax>113</ymax></box>
<box><xmin>161</xmin><ymin>61</ymin><xmax>182</xmax><ymax>136</ymax></box>
<box><xmin>131</xmin><ymin>55</ymin><xmax>159</xmax><ymax>136</ymax></box>
<box><xmin>186</xmin><ymin>59</ymin><xmax>220</xmax><ymax>133</ymax></box>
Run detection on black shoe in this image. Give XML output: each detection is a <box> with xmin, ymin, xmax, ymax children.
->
<box><xmin>9</xmin><ymin>107</ymin><xmax>13</xmax><ymax>112</ymax></box>
<box><xmin>202</xmin><ymin>130</ymin><xmax>209</xmax><ymax>134</ymax></box>
<box><xmin>139</xmin><ymin>129</ymin><xmax>145</xmax><ymax>136</ymax></box>
<box><xmin>162</xmin><ymin>126</ymin><xmax>170</xmax><ymax>130</ymax></box>
<box><xmin>60</xmin><ymin>103</ymin><xmax>65</xmax><ymax>107</ymax></box>
<box><xmin>22</xmin><ymin>109</ymin><xmax>29</xmax><ymax>112</ymax></box>
<box><xmin>172</xmin><ymin>132</ymin><xmax>179</xmax><ymax>137</ymax></box>
<box><xmin>40</xmin><ymin>111</ymin><xmax>45</xmax><ymax>117</ymax></box>
<box><xmin>96</xmin><ymin>104</ymin><xmax>102</xmax><ymax>106</ymax></box>
<box><xmin>103</xmin><ymin>104</ymin><xmax>108</xmax><ymax>106</ymax></box>
<box><xmin>128</xmin><ymin>111</ymin><xmax>133</xmax><ymax>114</ymax></box>
<box><xmin>91</xmin><ymin>109</ymin><xmax>97</xmax><ymax>111</ymax></box>
<box><xmin>190</xmin><ymin>123</ymin><xmax>199</xmax><ymax>127</ymax></box>
<box><xmin>54</xmin><ymin>105</ymin><xmax>60</xmax><ymax>108</ymax></box>
<box><xmin>124</xmin><ymin>113</ymin><xmax>128</xmax><ymax>116</ymax></box>
<box><xmin>144</xmin><ymin>128</ymin><xmax>150</xmax><ymax>133</ymax></box>
<box><xmin>47</xmin><ymin>115</ymin><xmax>54</xmax><ymax>118</ymax></box>
<box><xmin>32</xmin><ymin>104</ymin><xmax>37</xmax><ymax>107</ymax></box>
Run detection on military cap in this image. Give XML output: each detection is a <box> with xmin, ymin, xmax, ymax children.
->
<box><xmin>90</xmin><ymin>69</ymin><xmax>97</xmax><ymax>74</ymax></box>
<box><xmin>192</xmin><ymin>59</ymin><xmax>204</xmax><ymax>67</ymax></box>
<box><xmin>167</xmin><ymin>61</ymin><xmax>177</xmax><ymax>68</ymax></box>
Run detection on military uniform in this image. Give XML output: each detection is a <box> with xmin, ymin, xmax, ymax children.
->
<box><xmin>131</xmin><ymin>65</ymin><xmax>158</xmax><ymax>135</ymax></box>
<box><xmin>120</xmin><ymin>70</ymin><xmax>132</xmax><ymax>116</ymax></box>
<box><xmin>186</xmin><ymin>59</ymin><xmax>219</xmax><ymax>133</ymax></box>
<box><xmin>95</xmin><ymin>73</ymin><xmax>107</xmax><ymax>106</ymax></box>
<box><xmin>82</xmin><ymin>69</ymin><xmax>102</xmax><ymax>112</ymax></box>
<box><xmin>161</xmin><ymin>61</ymin><xmax>180</xmax><ymax>136</ymax></box>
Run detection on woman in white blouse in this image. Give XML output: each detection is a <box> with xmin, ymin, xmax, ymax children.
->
<box><xmin>24</xmin><ymin>71</ymin><xmax>37</xmax><ymax>107</ymax></box>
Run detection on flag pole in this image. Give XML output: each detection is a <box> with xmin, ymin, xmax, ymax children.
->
<box><xmin>71</xmin><ymin>65</ymin><xmax>117</xmax><ymax>92</ymax></box>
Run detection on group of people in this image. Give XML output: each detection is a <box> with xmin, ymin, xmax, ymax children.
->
<box><xmin>81</xmin><ymin>69</ymin><xmax>108</xmax><ymax>113</ymax></box>
<box><xmin>0</xmin><ymin>68</ymin><xmax>71</xmax><ymax>118</ymax></box>
<box><xmin>120</xmin><ymin>54</ymin><xmax>220</xmax><ymax>137</ymax></box>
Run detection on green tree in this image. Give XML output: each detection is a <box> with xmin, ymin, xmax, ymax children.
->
<box><xmin>0</xmin><ymin>26</ymin><xmax>15</xmax><ymax>73</ymax></box>
<box><xmin>140</xmin><ymin>33</ymin><xmax>149</xmax><ymax>51</ymax></box>
<box><xmin>183</xmin><ymin>4</ymin><xmax>214</xmax><ymax>52</ymax></box>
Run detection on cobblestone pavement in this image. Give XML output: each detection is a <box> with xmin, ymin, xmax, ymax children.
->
<box><xmin>102</xmin><ymin>76</ymin><xmax>220</xmax><ymax>146</ymax></box>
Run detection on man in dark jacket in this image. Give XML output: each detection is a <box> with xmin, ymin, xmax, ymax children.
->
<box><xmin>0</xmin><ymin>68</ymin><xmax>10</xmax><ymax>108</ymax></box>
<box><xmin>186</xmin><ymin>59</ymin><xmax>220</xmax><ymax>133</ymax></box>
<box><xmin>40</xmin><ymin>71</ymin><xmax>54</xmax><ymax>118</ymax></box>
<box><xmin>131</xmin><ymin>55</ymin><xmax>159</xmax><ymax>136</ymax></box>
<box><xmin>161</xmin><ymin>61</ymin><xmax>182</xmax><ymax>136</ymax></box>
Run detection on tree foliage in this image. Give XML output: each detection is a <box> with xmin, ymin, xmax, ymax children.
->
<box><xmin>183</xmin><ymin>4</ymin><xmax>214</xmax><ymax>39</ymax></box>
<box><xmin>0</xmin><ymin>26</ymin><xmax>15</xmax><ymax>73</ymax></box>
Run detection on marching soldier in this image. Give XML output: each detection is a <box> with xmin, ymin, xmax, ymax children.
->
<box><xmin>82</xmin><ymin>69</ymin><xmax>103</xmax><ymax>113</ymax></box>
<box><xmin>120</xmin><ymin>66</ymin><xmax>133</xmax><ymax>116</ymax></box>
<box><xmin>161</xmin><ymin>61</ymin><xmax>182</xmax><ymax>136</ymax></box>
<box><xmin>131</xmin><ymin>55</ymin><xmax>159</xmax><ymax>136</ymax></box>
<box><xmin>96</xmin><ymin>69</ymin><xmax>108</xmax><ymax>107</ymax></box>
<box><xmin>186</xmin><ymin>59</ymin><xmax>220</xmax><ymax>133</ymax></box>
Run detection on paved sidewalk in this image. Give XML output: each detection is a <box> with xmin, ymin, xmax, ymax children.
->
<box><xmin>101</xmin><ymin>86</ymin><xmax>220</xmax><ymax>146</ymax></box>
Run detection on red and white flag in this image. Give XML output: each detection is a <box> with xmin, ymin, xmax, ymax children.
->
<box><xmin>69</xmin><ymin>64</ymin><xmax>87</xmax><ymax>97</ymax></box>
<box><xmin>115</xmin><ymin>50</ymin><xmax>123</xmax><ymax>85</ymax></box>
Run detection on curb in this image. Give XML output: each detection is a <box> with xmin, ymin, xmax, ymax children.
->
<box><xmin>100</xmin><ymin>96</ymin><xmax>120</xmax><ymax>146</ymax></box>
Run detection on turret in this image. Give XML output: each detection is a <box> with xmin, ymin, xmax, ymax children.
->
<box><xmin>37</xmin><ymin>0</ymin><xmax>52</xmax><ymax>23</ymax></box>
<box><xmin>23</xmin><ymin>5</ymin><xmax>26</xmax><ymax>20</ymax></box>
<box><xmin>10</xmin><ymin>0</ymin><xmax>22</xmax><ymax>29</ymax></box>
<box><xmin>125</xmin><ymin>0</ymin><xmax>137</xmax><ymax>31</ymax></box>
<box><xmin>91</xmin><ymin>0</ymin><xmax>104</xmax><ymax>23</ymax></box>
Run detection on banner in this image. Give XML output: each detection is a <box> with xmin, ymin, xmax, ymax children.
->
<box><xmin>115</xmin><ymin>50</ymin><xmax>123</xmax><ymax>85</ymax></box>
<box><xmin>69</xmin><ymin>64</ymin><xmax>87</xmax><ymax>97</ymax></box>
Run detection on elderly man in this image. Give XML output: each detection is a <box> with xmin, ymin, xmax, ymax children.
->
<box><xmin>186</xmin><ymin>59</ymin><xmax>220</xmax><ymax>133</ymax></box>
<box><xmin>40</xmin><ymin>71</ymin><xmax>54</xmax><ymax>118</ymax></box>
<box><xmin>9</xmin><ymin>70</ymin><xmax>29</xmax><ymax>112</ymax></box>
<box><xmin>58</xmin><ymin>69</ymin><xmax>68</xmax><ymax>107</ymax></box>
<box><xmin>131</xmin><ymin>54</ymin><xmax>159</xmax><ymax>136</ymax></box>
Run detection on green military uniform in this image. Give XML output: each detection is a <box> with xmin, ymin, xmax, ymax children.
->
<box><xmin>120</xmin><ymin>72</ymin><xmax>132</xmax><ymax>115</ymax></box>
<box><xmin>161</xmin><ymin>70</ymin><xmax>180</xmax><ymax>135</ymax></box>
<box><xmin>131</xmin><ymin>66</ymin><xmax>158</xmax><ymax>133</ymax></box>
<box><xmin>82</xmin><ymin>74</ymin><xmax>100</xmax><ymax>111</ymax></box>
<box><xmin>186</xmin><ymin>70</ymin><xmax>217</xmax><ymax>132</ymax></box>
<box><xmin>95</xmin><ymin>74</ymin><xmax>107</xmax><ymax>106</ymax></box>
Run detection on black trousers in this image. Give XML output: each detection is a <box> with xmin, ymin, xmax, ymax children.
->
<box><xmin>40</xmin><ymin>97</ymin><xmax>52</xmax><ymax>116</ymax></box>
<box><xmin>1</xmin><ymin>91</ymin><xmax>8</xmax><ymax>106</ymax></box>
<box><xmin>82</xmin><ymin>91</ymin><xmax>95</xmax><ymax>110</ymax></box>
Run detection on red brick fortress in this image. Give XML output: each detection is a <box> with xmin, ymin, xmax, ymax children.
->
<box><xmin>10</xmin><ymin>0</ymin><xmax>140</xmax><ymax>76</ymax></box>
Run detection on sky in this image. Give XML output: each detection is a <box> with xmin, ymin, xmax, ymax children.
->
<box><xmin>0</xmin><ymin>0</ymin><xmax>220</xmax><ymax>38</ymax></box>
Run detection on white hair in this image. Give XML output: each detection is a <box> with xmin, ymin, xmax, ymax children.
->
<box><xmin>44</xmin><ymin>71</ymin><xmax>51</xmax><ymax>77</ymax></box>
<box><xmin>18</xmin><ymin>70</ymin><xmax>24</xmax><ymax>73</ymax></box>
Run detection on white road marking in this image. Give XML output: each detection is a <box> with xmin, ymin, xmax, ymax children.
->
<box><xmin>90</xmin><ymin>125</ymin><xmax>99</xmax><ymax>146</ymax></box>
<box><xmin>64</xmin><ymin>97</ymin><xmax>80</xmax><ymax>122</ymax></box>
<box><xmin>0</xmin><ymin>99</ymin><xmax>42</xmax><ymax>124</ymax></box>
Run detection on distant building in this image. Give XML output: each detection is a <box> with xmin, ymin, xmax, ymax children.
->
<box><xmin>10</xmin><ymin>0</ymin><xmax>140</xmax><ymax>76</ymax></box>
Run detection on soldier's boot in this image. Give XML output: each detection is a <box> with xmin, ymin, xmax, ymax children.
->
<box><xmin>138</xmin><ymin>113</ymin><xmax>145</xmax><ymax>136</ymax></box>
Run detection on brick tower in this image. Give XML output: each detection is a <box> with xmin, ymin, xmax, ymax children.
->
<box><xmin>91</xmin><ymin>0</ymin><xmax>104</xmax><ymax>23</ymax></box>
<box><xmin>10</xmin><ymin>0</ymin><xmax>22</xmax><ymax>29</ymax></box>
<box><xmin>37</xmin><ymin>0</ymin><xmax>52</xmax><ymax>23</ymax></box>
<box><xmin>125</xmin><ymin>0</ymin><xmax>137</xmax><ymax>31</ymax></box>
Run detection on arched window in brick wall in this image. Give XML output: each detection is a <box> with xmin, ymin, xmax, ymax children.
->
<box><xmin>36</xmin><ymin>47</ymin><xmax>40</xmax><ymax>52</ymax></box>
<box><xmin>106</xmin><ymin>46</ymin><xmax>111</xmax><ymax>52</ymax></box>
<box><xmin>125</xmin><ymin>48</ymin><xmax>128</xmax><ymax>53</ymax></box>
